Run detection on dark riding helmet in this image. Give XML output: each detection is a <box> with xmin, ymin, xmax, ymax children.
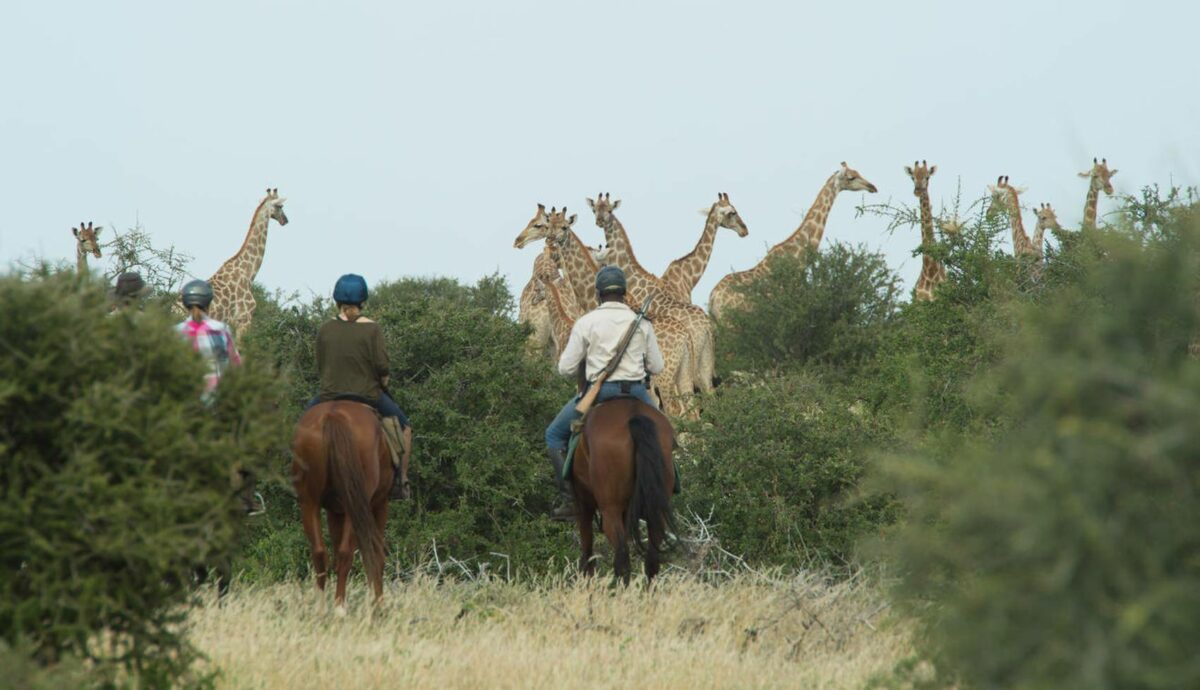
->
<box><xmin>180</xmin><ymin>279</ymin><xmax>214</xmax><ymax>310</ymax></box>
<box><xmin>595</xmin><ymin>265</ymin><xmax>627</xmax><ymax>296</ymax></box>
<box><xmin>114</xmin><ymin>272</ymin><xmax>148</xmax><ymax>299</ymax></box>
<box><xmin>333</xmin><ymin>274</ymin><xmax>369</xmax><ymax>306</ymax></box>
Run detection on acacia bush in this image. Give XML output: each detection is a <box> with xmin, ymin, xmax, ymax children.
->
<box><xmin>875</xmin><ymin>202</ymin><xmax>1200</xmax><ymax>688</ymax></box>
<box><xmin>0</xmin><ymin>271</ymin><xmax>286</xmax><ymax>683</ymax></box>
<box><xmin>717</xmin><ymin>242</ymin><xmax>902</xmax><ymax>379</ymax></box>
<box><xmin>680</xmin><ymin>373</ymin><xmax>898</xmax><ymax>568</ymax></box>
<box><xmin>236</xmin><ymin>274</ymin><xmax>577</xmax><ymax>581</ymax></box>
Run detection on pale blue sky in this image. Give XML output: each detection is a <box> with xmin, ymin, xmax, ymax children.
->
<box><xmin>2</xmin><ymin>0</ymin><xmax>1196</xmax><ymax>308</ymax></box>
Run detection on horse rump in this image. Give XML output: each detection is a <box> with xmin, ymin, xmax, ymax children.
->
<box><xmin>323</xmin><ymin>413</ymin><xmax>384</xmax><ymax>581</ymax></box>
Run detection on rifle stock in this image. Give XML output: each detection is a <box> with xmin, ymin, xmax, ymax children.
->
<box><xmin>573</xmin><ymin>371</ymin><xmax>609</xmax><ymax>415</ymax></box>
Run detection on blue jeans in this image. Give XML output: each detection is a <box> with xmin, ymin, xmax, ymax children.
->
<box><xmin>306</xmin><ymin>391</ymin><xmax>410</xmax><ymax>429</ymax></box>
<box><xmin>545</xmin><ymin>381</ymin><xmax>657</xmax><ymax>451</ymax></box>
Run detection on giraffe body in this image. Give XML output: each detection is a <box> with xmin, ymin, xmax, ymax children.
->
<box><xmin>1078</xmin><ymin>158</ymin><xmax>1117</xmax><ymax>229</ymax></box>
<box><xmin>202</xmin><ymin>189</ymin><xmax>288</xmax><ymax>340</ymax></box>
<box><xmin>659</xmin><ymin>193</ymin><xmax>749</xmax><ymax>304</ymax></box>
<box><xmin>904</xmin><ymin>161</ymin><xmax>946</xmax><ymax>302</ymax></box>
<box><xmin>72</xmin><ymin>222</ymin><xmax>102</xmax><ymax>275</ymax></box>
<box><xmin>518</xmin><ymin>243</ymin><xmax>561</xmax><ymax>358</ymax></box>
<box><xmin>708</xmin><ymin>162</ymin><xmax>878</xmax><ymax>321</ymax></box>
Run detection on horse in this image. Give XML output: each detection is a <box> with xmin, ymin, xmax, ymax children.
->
<box><xmin>570</xmin><ymin>397</ymin><xmax>677</xmax><ymax>584</ymax></box>
<box><xmin>291</xmin><ymin>401</ymin><xmax>391</xmax><ymax>610</ymax></box>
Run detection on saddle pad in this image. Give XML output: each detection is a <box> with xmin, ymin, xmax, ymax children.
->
<box><xmin>562</xmin><ymin>430</ymin><xmax>681</xmax><ymax>495</ymax></box>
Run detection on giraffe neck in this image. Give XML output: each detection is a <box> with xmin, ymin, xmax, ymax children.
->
<box><xmin>1033</xmin><ymin>223</ymin><xmax>1047</xmax><ymax>258</ymax></box>
<box><xmin>532</xmin><ymin>245</ymin><xmax>558</xmax><ymax>282</ymax></box>
<box><xmin>557</xmin><ymin>231</ymin><xmax>600</xmax><ymax>310</ymax></box>
<box><xmin>77</xmin><ymin>243</ymin><xmax>89</xmax><ymax>274</ymax></box>
<box><xmin>917</xmin><ymin>189</ymin><xmax>935</xmax><ymax>248</ymax></box>
<box><xmin>601</xmin><ymin>215</ymin><xmax>655</xmax><ymax>281</ymax></box>
<box><xmin>543</xmin><ymin>278</ymin><xmax>575</xmax><ymax>349</ymax></box>
<box><xmin>218</xmin><ymin>200</ymin><xmax>273</xmax><ymax>285</ymax></box>
<box><xmin>1007</xmin><ymin>191</ymin><xmax>1034</xmax><ymax>254</ymax></box>
<box><xmin>1083</xmin><ymin>184</ymin><xmax>1100</xmax><ymax>229</ymax></box>
<box><xmin>767</xmin><ymin>172</ymin><xmax>839</xmax><ymax>260</ymax></box>
<box><xmin>662</xmin><ymin>207</ymin><xmax>720</xmax><ymax>301</ymax></box>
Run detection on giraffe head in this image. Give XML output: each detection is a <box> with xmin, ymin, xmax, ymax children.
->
<box><xmin>708</xmin><ymin>192</ymin><xmax>750</xmax><ymax>237</ymax></box>
<box><xmin>591</xmin><ymin>243</ymin><xmax>615</xmax><ymax>265</ymax></box>
<box><xmin>585</xmin><ymin>192</ymin><xmax>621</xmax><ymax>228</ymax></box>
<box><xmin>1077</xmin><ymin>157</ymin><xmax>1117</xmax><ymax>195</ymax></box>
<box><xmin>72</xmin><ymin>221</ymin><xmax>102</xmax><ymax>259</ymax></box>
<box><xmin>987</xmin><ymin>175</ymin><xmax>1025</xmax><ymax>214</ymax></box>
<box><xmin>547</xmin><ymin>206</ymin><xmax>579</xmax><ymax>248</ymax></box>
<box><xmin>263</xmin><ymin>188</ymin><xmax>289</xmax><ymax>226</ymax></box>
<box><xmin>514</xmin><ymin>203</ymin><xmax>553</xmax><ymax>248</ymax></box>
<box><xmin>835</xmin><ymin>162</ymin><xmax>878</xmax><ymax>194</ymax></box>
<box><xmin>904</xmin><ymin>160</ymin><xmax>937</xmax><ymax>196</ymax></box>
<box><xmin>1034</xmin><ymin>203</ymin><xmax>1062</xmax><ymax>233</ymax></box>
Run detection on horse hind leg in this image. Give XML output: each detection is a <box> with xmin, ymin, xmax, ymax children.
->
<box><xmin>330</xmin><ymin>511</ymin><xmax>355</xmax><ymax>613</ymax></box>
<box><xmin>600</xmin><ymin>507</ymin><xmax>630</xmax><ymax>585</ymax></box>
<box><xmin>575</xmin><ymin>491</ymin><xmax>598</xmax><ymax>577</ymax></box>
<box><xmin>369</xmin><ymin>501</ymin><xmax>388</xmax><ymax>602</ymax></box>
<box><xmin>300</xmin><ymin>501</ymin><xmax>327</xmax><ymax>592</ymax></box>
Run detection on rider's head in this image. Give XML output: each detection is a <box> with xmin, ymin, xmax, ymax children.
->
<box><xmin>333</xmin><ymin>274</ymin><xmax>369</xmax><ymax>316</ymax></box>
<box><xmin>111</xmin><ymin>272</ymin><xmax>148</xmax><ymax>310</ymax></box>
<box><xmin>180</xmin><ymin>279</ymin><xmax>214</xmax><ymax>321</ymax></box>
<box><xmin>595</xmin><ymin>265</ymin><xmax>627</xmax><ymax>304</ymax></box>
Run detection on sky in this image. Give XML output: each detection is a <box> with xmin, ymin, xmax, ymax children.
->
<box><xmin>2</xmin><ymin>0</ymin><xmax>1197</xmax><ymax>311</ymax></box>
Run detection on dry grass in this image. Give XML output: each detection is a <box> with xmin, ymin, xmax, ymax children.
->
<box><xmin>187</xmin><ymin>569</ymin><xmax>912</xmax><ymax>689</ymax></box>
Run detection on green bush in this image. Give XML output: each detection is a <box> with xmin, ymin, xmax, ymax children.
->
<box><xmin>875</xmin><ymin>206</ymin><xmax>1200</xmax><ymax>688</ymax></box>
<box><xmin>718</xmin><ymin>243</ymin><xmax>902</xmax><ymax>379</ymax></box>
<box><xmin>235</xmin><ymin>274</ymin><xmax>577</xmax><ymax>581</ymax></box>
<box><xmin>680</xmin><ymin>372</ymin><xmax>898</xmax><ymax>567</ymax></box>
<box><xmin>0</xmin><ymin>272</ymin><xmax>285</xmax><ymax>682</ymax></box>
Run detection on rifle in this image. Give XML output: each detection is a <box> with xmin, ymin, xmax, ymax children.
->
<box><xmin>574</xmin><ymin>292</ymin><xmax>656</xmax><ymax>415</ymax></box>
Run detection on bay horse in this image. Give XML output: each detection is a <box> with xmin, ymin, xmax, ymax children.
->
<box><xmin>292</xmin><ymin>401</ymin><xmax>390</xmax><ymax>610</ymax></box>
<box><xmin>570</xmin><ymin>397</ymin><xmax>677</xmax><ymax>583</ymax></box>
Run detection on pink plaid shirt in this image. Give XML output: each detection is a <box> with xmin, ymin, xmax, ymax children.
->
<box><xmin>175</xmin><ymin>317</ymin><xmax>242</xmax><ymax>394</ymax></box>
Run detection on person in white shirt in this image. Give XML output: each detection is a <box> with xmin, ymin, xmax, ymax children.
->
<box><xmin>544</xmin><ymin>265</ymin><xmax>664</xmax><ymax>519</ymax></box>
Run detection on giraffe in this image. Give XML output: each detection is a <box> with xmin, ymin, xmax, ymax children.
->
<box><xmin>1078</xmin><ymin>157</ymin><xmax>1117</xmax><ymax>229</ymax></box>
<box><xmin>988</xmin><ymin>176</ymin><xmax>1038</xmax><ymax>259</ymax></box>
<box><xmin>515</xmin><ymin>206</ymin><xmax>695</xmax><ymax>417</ymax></box>
<box><xmin>202</xmin><ymin>188</ymin><xmax>289</xmax><ymax>339</ymax></box>
<box><xmin>904</xmin><ymin>161</ymin><xmax>946</xmax><ymax>302</ymax></box>
<box><xmin>539</xmin><ymin>273</ymin><xmax>578</xmax><ymax>360</ymax></box>
<box><xmin>708</xmin><ymin>162</ymin><xmax>878</xmax><ymax>321</ymax></box>
<box><xmin>1033</xmin><ymin>203</ymin><xmax>1063</xmax><ymax>260</ymax></box>
<box><xmin>659</xmin><ymin>193</ymin><xmax>749</xmax><ymax>304</ymax></box>
<box><xmin>586</xmin><ymin>192</ymin><xmax>715</xmax><ymax>400</ymax></box>
<box><xmin>72</xmin><ymin>222</ymin><xmax>102</xmax><ymax>274</ymax></box>
<box><xmin>516</xmin><ymin>206</ymin><xmax>561</xmax><ymax>358</ymax></box>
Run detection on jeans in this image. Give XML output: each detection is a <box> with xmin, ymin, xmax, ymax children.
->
<box><xmin>544</xmin><ymin>381</ymin><xmax>657</xmax><ymax>451</ymax></box>
<box><xmin>306</xmin><ymin>391</ymin><xmax>410</xmax><ymax>429</ymax></box>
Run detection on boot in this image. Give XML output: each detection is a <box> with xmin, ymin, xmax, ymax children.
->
<box><xmin>382</xmin><ymin>417</ymin><xmax>411</xmax><ymax>501</ymax></box>
<box><xmin>547</xmin><ymin>448</ymin><xmax>575</xmax><ymax>521</ymax></box>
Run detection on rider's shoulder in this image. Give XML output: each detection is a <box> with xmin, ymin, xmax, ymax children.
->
<box><xmin>204</xmin><ymin>317</ymin><xmax>232</xmax><ymax>331</ymax></box>
<box><xmin>356</xmin><ymin>317</ymin><xmax>376</xmax><ymax>323</ymax></box>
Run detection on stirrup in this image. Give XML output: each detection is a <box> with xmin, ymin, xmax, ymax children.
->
<box><xmin>245</xmin><ymin>492</ymin><xmax>266</xmax><ymax>517</ymax></box>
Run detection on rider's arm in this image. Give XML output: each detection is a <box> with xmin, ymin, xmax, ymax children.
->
<box><xmin>371</xmin><ymin>324</ymin><xmax>390</xmax><ymax>382</ymax></box>
<box><xmin>557</xmin><ymin>321</ymin><xmax>587</xmax><ymax>377</ymax></box>
<box><xmin>225</xmin><ymin>327</ymin><xmax>242</xmax><ymax>366</ymax></box>
<box><xmin>642</xmin><ymin>322</ymin><xmax>665</xmax><ymax>375</ymax></box>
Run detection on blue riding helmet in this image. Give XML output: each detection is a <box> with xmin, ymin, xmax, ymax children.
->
<box><xmin>333</xmin><ymin>274</ymin><xmax>369</xmax><ymax>305</ymax></box>
<box><xmin>595</xmin><ymin>265</ymin><xmax>627</xmax><ymax>295</ymax></box>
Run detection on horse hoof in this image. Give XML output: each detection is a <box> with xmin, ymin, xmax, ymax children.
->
<box><xmin>334</xmin><ymin>604</ymin><xmax>347</xmax><ymax>618</ymax></box>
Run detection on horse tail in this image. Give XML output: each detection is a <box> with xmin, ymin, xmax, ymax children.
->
<box><xmin>625</xmin><ymin>414</ymin><xmax>677</xmax><ymax>565</ymax></box>
<box><xmin>323</xmin><ymin>413</ymin><xmax>383</xmax><ymax>581</ymax></box>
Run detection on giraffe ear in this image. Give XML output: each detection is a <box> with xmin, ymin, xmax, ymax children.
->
<box><xmin>94</xmin><ymin>226</ymin><xmax>102</xmax><ymax>236</ymax></box>
<box><xmin>1109</xmin><ymin>168</ymin><xmax>1118</xmax><ymax>176</ymax></box>
<box><xmin>903</xmin><ymin>166</ymin><xmax>913</xmax><ymax>176</ymax></box>
<box><xmin>567</xmin><ymin>214</ymin><xmax>577</xmax><ymax>226</ymax></box>
<box><xmin>1078</xmin><ymin>171</ymin><xmax>1092</xmax><ymax>178</ymax></box>
<box><xmin>537</xmin><ymin>203</ymin><xmax>546</xmax><ymax>212</ymax></box>
<box><xmin>611</xmin><ymin>199</ymin><xmax>621</xmax><ymax>210</ymax></box>
<box><xmin>928</xmin><ymin>165</ymin><xmax>937</xmax><ymax>175</ymax></box>
<box><xmin>586</xmin><ymin>198</ymin><xmax>595</xmax><ymax>211</ymax></box>
<box><xmin>72</xmin><ymin>227</ymin><xmax>80</xmax><ymax>238</ymax></box>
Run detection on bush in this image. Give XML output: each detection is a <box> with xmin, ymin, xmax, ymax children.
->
<box><xmin>718</xmin><ymin>243</ymin><xmax>902</xmax><ymax>379</ymax></box>
<box><xmin>680</xmin><ymin>372</ymin><xmax>898</xmax><ymax>567</ymax></box>
<box><xmin>0</xmin><ymin>271</ymin><xmax>285</xmax><ymax>682</ymax></box>
<box><xmin>235</xmin><ymin>274</ymin><xmax>577</xmax><ymax>581</ymax></box>
<box><xmin>875</xmin><ymin>206</ymin><xmax>1200</xmax><ymax>688</ymax></box>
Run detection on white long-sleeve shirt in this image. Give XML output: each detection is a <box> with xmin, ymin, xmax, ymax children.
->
<box><xmin>557</xmin><ymin>302</ymin><xmax>665</xmax><ymax>382</ymax></box>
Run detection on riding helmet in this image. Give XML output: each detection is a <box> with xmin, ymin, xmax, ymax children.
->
<box><xmin>180</xmin><ymin>279</ymin><xmax>214</xmax><ymax>309</ymax></box>
<box><xmin>595</xmin><ymin>265</ymin><xmax>627</xmax><ymax>295</ymax></box>
<box><xmin>333</xmin><ymin>273</ymin><xmax>369</xmax><ymax>305</ymax></box>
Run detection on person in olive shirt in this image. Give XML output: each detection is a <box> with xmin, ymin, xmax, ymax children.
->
<box><xmin>306</xmin><ymin>274</ymin><xmax>412</xmax><ymax>500</ymax></box>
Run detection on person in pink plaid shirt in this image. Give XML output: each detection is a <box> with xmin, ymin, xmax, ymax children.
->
<box><xmin>174</xmin><ymin>279</ymin><xmax>242</xmax><ymax>401</ymax></box>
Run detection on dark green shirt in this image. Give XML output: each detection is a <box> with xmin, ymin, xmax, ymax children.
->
<box><xmin>316</xmin><ymin>317</ymin><xmax>389</xmax><ymax>402</ymax></box>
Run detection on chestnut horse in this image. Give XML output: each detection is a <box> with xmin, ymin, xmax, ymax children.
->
<box><xmin>571</xmin><ymin>398</ymin><xmax>677</xmax><ymax>583</ymax></box>
<box><xmin>292</xmin><ymin>401</ymin><xmax>390</xmax><ymax>609</ymax></box>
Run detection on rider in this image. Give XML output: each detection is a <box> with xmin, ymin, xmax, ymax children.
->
<box><xmin>308</xmin><ymin>274</ymin><xmax>412</xmax><ymax>501</ymax></box>
<box><xmin>544</xmin><ymin>265</ymin><xmax>664</xmax><ymax>519</ymax></box>
<box><xmin>110</xmin><ymin>271</ymin><xmax>150</xmax><ymax>313</ymax></box>
<box><xmin>175</xmin><ymin>279</ymin><xmax>261</xmax><ymax>515</ymax></box>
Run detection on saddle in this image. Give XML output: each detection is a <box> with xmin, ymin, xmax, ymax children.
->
<box><xmin>325</xmin><ymin>395</ymin><xmax>408</xmax><ymax>463</ymax></box>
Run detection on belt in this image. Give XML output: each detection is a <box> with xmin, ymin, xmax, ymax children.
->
<box><xmin>590</xmin><ymin>379</ymin><xmax>644</xmax><ymax>394</ymax></box>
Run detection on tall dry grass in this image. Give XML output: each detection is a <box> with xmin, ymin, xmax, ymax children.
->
<box><xmin>187</xmin><ymin>569</ymin><xmax>911</xmax><ymax>689</ymax></box>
